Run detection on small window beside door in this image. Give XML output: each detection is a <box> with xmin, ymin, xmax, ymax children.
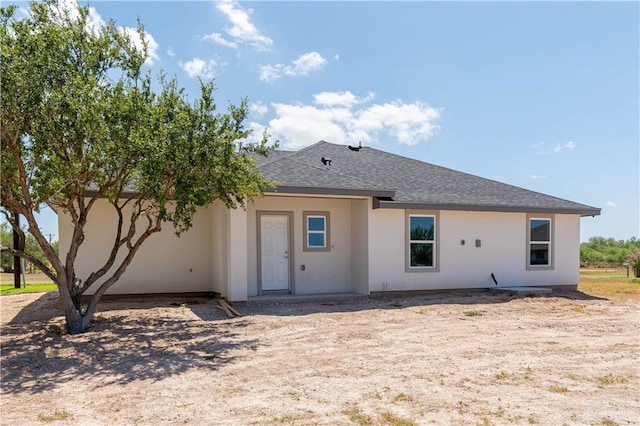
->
<box><xmin>303</xmin><ymin>211</ymin><xmax>330</xmax><ymax>252</ymax></box>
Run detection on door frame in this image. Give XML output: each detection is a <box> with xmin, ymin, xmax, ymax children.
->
<box><xmin>256</xmin><ymin>211</ymin><xmax>295</xmax><ymax>295</ymax></box>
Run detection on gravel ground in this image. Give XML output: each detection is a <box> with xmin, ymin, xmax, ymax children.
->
<box><xmin>1</xmin><ymin>290</ymin><xmax>638</xmax><ymax>425</ymax></box>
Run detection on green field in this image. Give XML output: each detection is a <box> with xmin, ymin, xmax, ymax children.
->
<box><xmin>0</xmin><ymin>284</ymin><xmax>58</xmax><ymax>295</ymax></box>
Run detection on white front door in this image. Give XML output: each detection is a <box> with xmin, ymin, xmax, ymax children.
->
<box><xmin>260</xmin><ymin>215</ymin><xmax>290</xmax><ymax>292</ymax></box>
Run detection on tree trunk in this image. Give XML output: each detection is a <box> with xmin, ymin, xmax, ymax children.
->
<box><xmin>57</xmin><ymin>280</ymin><xmax>88</xmax><ymax>334</ymax></box>
<box><xmin>64</xmin><ymin>307</ymin><xmax>85</xmax><ymax>335</ymax></box>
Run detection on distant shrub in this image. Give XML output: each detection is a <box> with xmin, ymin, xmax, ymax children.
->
<box><xmin>627</xmin><ymin>252</ymin><xmax>640</xmax><ymax>277</ymax></box>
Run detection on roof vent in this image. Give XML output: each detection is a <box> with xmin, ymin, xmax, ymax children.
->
<box><xmin>321</xmin><ymin>157</ymin><xmax>332</xmax><ymax>166</ymax></box>
<box><xmin>348</xmin><ymin>141</ymin><xmax>362</xmax><ymax>152</ymax></box>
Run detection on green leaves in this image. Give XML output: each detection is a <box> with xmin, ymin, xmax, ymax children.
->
<box><xmin>2</xmin><ymin>0</ymin><xmax>274</xmax><ymax>235</ymax></box>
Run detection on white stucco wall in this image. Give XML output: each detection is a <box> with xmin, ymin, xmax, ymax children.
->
<box><xmin>351</xmin><ymin>198</ymin><xmax>370</xmax><ymax>294</ymax></box>
<box><xmin>210</xmin><ymin>200</ymin><xmax>228</xmax><ymax>297</ymax></box>
<box><xmin>59</xmin><ymin>195</ymin><xmax>582</xmax><ymax>298</ymax></box>
<box><xmin>58</xmin><ymin>198</ymin><xmax>214</xmax><ymax>295</ymax></box>
<box><xmin>368</xmin><ymin>209</ymin><xmax>581</xmax><ymax>292</ymax></box>
<box><xmin>246</xmin><ymin>196</ymin><xmax>354</xmax><ymax>296</ymax></box>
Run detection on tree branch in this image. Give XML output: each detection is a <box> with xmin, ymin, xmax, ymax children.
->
<box><xmin>2</xmin><ymin>247</ymin><xmax>57</xmax><ymax>282</ymax></box>
<box><xmin>81</xmin><ymin>199</ymin><xmax>126</xmax><ymax>289</ymax></box>
<box><xmin>82</xmin><ymin>215</ymin><xmax>162</xmax><ymax>325</ymax></box>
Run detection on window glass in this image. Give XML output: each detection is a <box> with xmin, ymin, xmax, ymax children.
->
<box><xmin>308</xmin><ymin>217</ymin><xmax>325</xmax><ymax>232</ymax></box>
<box><xmin>308</xmin><ymin>233</ymin><xmax>325</xmax><ymax>247</ymax></box>
<box><xmin>304</xmin><ymin>213</ymin><xmax>328</xmax><ymax>250</ymax></box>
<box><xmin>530</xmin><ymin>219</ymin><xmax>550</xmax><ymax>241</ymax></box>
<box><xmin>409</xmin><ymin>215</ymin><xmax>435</xmax><ymax>268</ymax></box>
<box><xmin>410</xmin><ymin>242</ymin><xmax>434</xmax><ymax>267</ymax></box>
<box><xmin>410</xmin><ymin>216</ymin><xmax>434</xmax><ymax>241</ymax></box>
<box><xmin>530</xmin><ymin>243</ymin><xmax>549</xmax><ymax>265</ymax></box>
<box><xmin>528</xmin><ymin>217</ymin><xmax>551</xmax><ymax>268</ymax></box>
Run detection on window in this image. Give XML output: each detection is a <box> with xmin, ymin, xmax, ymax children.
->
<box><xmin>528</xmin><ymin>216</ymin><xmax>553</xmax><ymax>269</ymax></box>
<box><xmin>303</xmin><ymin>211</ymin><xmax>330</xmax><ymax>252</ymax></box>
<box><xmin>407</xmin><ymin>213</ymin><xmax>437</xmax><ymax>270</ymax></box>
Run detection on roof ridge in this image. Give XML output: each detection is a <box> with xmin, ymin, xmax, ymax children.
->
<box><xmin>294</xmin><ymin>140</ymin><xmax>332</xmax><ymax>154</ymax></box>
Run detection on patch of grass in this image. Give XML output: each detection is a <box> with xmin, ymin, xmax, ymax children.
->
<box><xmin>527</xmin><ymin>415</ymin><xmax>538</xmax><ymax>424</ymax></box>
<box><xmin>343</xmin><ymin>406</ymin><xmax>374</xmax><ymax>426</ymax></box>
<box><xmin>548</xmin><ymin>384</ymin><xmax>570</xmax><ymax>393</ymax></box>
<box><xmin>600</xmin><ymin>417</ymin><xmax>619</xmax><ymax>426</ymax></box>
<box><xmin>595</xmin><ymin>374</ymin><xmax>629</xmax><ymax>387</ymax></box>
<box><xmin>389</xmin><ymin>301</ymin><xmax>402</xmax><ymax>308</ymax></box>
<box><xmin>494</xmin><ymin>371</ymin><xmax>508</xmax><ymax>380</ymax></box>
<box><xmin>477</xmin><ymin>417</ymin><xmax>494</xmax><ymax>426</ymax></box>
<box><xmin>378</xmin><ymin>411</ymin><xmax>416</xmax><ymax>426</ymax></box>
<box><xmin>37</xmin><ymin>409</ymin><xmax>74</xmax><ymax>423</ymax></box>
<box><xmin>579</xmin><ymin>268</ymin><xmax>627</xmax><ymax>277</ymax></box>
<box><xmin>368</xmin><ymin>390</ymin><xmax>383</xmax><ymax>400</ymax></box>
<box><xmin>1</xmin><ymin>283</ymin><xmax>57</xmax><ymax>295</ymax></box>
<box><xmin>571</xmin><ymin>304</ymin><xmax>585</xmax><ymax>313</ymax></box>
<box><xmin>463</xmin><ymin>310</ymin><xmax>484</xmax><ymax>317</ymax></box>
<box><xmin>392</xmin><ymin>393</ymin><xmax>414</xmax><ymax>403</ymax></box>
<box><xmin>578</xmin><ymin>277</ymin><xmax>640</xmax><ymax>300</ymax></box>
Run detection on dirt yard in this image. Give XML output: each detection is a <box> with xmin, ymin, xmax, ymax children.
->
<box><xmin>1</xmin><ymin>290</ymin><xmax>638</xmax><ymax>425</ymax></box>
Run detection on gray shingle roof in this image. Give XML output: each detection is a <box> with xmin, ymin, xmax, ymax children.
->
<box><xmin>259</xmin><ymin>140</ymin><xmax>601</xmax><ymax>216</ymax></box>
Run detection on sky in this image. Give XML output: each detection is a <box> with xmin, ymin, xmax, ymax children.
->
<box><xmin>12</xmin><ymin>0</ymin><xmax>640</xmax><ymax>243</ymax></box>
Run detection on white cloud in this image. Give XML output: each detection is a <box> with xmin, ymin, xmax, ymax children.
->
<box><xmin>259</xmin><ymin>52</ymin><xmax>327</xmax><ymax>82</ymax></box>
<box><xmin>119</xmin><ymin>27</ymin><xmax>159</xmax><ymax>66</ymax></box>
<box><xmin>249</xmin><ymin>92</ymin><xmax>441</xmax><ymax>149</ymax></box>
<box><xmin>287</xmin><ymin>52</ymin><xmax>326</xmax><ymax>75</ymax></box>
<box><xmin>333</xmin><ymin>54</ymin><xmax>340</xmax><ymax>61</ymax></box>
<box><xmin>250</xmin><ymin>101</ymin><xmax>268</xmax><ymax>118</ymax></box>
<box><xmin>313</xmin><ymin>91</ymin><xmax>374</xmax><ymax>108</ymax></box>
<box><xmin>259</xmin><ymin>64</ymin><xmax>281</xmax><ymax>83</ymax></box>
<box><xmin>215</xmin><ymin>0</ymin><xmax>272</xmax><ymax>50</ymax></box>
<box><xmin>530</xmin><ymin>174</ymin><xmax>546</xmax><ymax>180</ymax></box>
<box><xmin>48</xmin><ymin>0</ymin><xmax>160</xmax><ymax>66</ymax></box>
<box><xmin>167</xmin><ymin>47</ymin><xmax>175</xmax><ymax>57</ymax></box>
<box><xmin>605</xmin><ymin>200</ymin><xmax>618</xmax><ymax>207</ymax></box>
<box><xmin>532</xmin><ymin>140</ymin><xmax>576</xmax><ymax>155</ymax></box>
<box><xmin>179</xmin><ymin>58</ymin><xmax>218</xmax><ymax>79</ymax></box>
<box><xmin>51</xmin><ymin>0</ymin><xmax>105</xmax><ymax>34</ymax></box>
<box><xmin>200</xmin><ymin>32</ymin><xmax>238</xmax><ymax>49</ymax></box>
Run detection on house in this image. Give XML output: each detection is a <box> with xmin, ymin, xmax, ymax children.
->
<box><xmin>59</xmin><ymin>140</ymin><xmax>600</xmax><ymax>300</ymax></box>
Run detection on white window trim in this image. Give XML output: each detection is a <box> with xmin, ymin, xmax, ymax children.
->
<box><xmin>405</xmin><ymin>210</ymin><xmax>439</xmax><ymax>272</ymax></box>
<box><xmin>303</xmin><ymin>211</ymin><xmax>330</xmax><ymax>252</ymax></box>
<box><xmin>526</xmin><ymin>214</ymin><xmax>554</xmax><ymax>270</ymax></box>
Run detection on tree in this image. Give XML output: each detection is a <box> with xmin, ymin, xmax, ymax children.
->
<box><xmin>0</xmin><ymin>222</ymin><xmax>54</xmax><ymax>272</ymax></box>
<box><xmin>580</xmin><ymin>236</ymin><xmax>640</xmax><ymax>266</ymax></box>
<box><xmin>1</xmin><ymin>1</ymin><xmax>273</xmax><ymax>334</ymax></box>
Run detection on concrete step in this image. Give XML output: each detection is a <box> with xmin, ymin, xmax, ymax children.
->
<box><xmin>489</xmin><ymin>286</ymin><xmax>553</xmax><ymax>296</ymax></box>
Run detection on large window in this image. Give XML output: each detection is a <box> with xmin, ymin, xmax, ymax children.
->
<box><xmin>407</xmin><ymin>213</ymin><xmax>437</xmax><ymax>270</ymax></box>
<box><xmin>303</xmin><ymin>211</ymin><xmax>330</xmax><ymax>252</ymax></box>
<box><xmin>528</xmin><ymin>216</ymin><xmax>552</xmax><ymax>268</ymax></box>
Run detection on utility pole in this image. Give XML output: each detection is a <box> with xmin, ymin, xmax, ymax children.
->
<box><xmin>13</xmin><ymin>213</ymin><xmax>21</xmax><ymax>289</ymax></box>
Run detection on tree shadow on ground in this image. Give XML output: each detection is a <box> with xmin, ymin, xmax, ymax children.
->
<box><xmin>1</xmin><ymin>294</ymin><xmax>257</xmax><ymax>395</ymax></box>
<box><xmin>1</xmin><ymin>288</ymin><xmax>609</xmax><ymax>396</ymax></box>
